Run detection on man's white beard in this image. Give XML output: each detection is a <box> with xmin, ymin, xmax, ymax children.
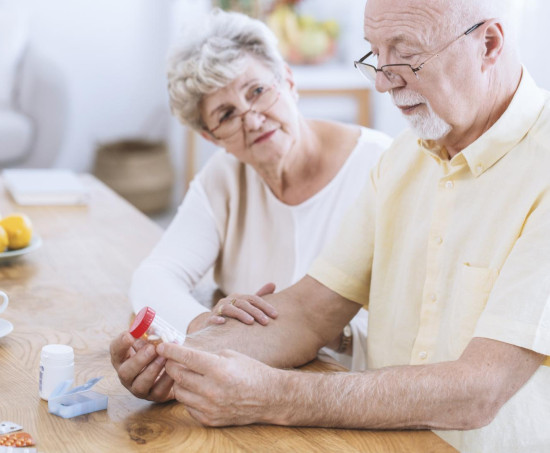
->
<box><xmin>392</xmin><ymin>90</ymin><xmax>451</xmax><ymax>140</ymax></box>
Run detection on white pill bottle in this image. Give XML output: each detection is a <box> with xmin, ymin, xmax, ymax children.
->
<box><xmin>39</xmin><ymin>344</ymin><xmax>75</xmax><ymax>401</ymax></box>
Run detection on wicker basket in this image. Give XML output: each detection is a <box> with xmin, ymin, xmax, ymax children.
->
<box><xmin>93</xmin><ymin>140</ymin><xmax>174</xmax><ymax>214</ymax></box>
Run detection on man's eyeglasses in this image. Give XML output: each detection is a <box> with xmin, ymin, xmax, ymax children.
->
<box><xmin>205</xmin><ymin>83</ymin><xmax>280</xmax><ymax>140</ymax></box>
<box><xmin>354</xmin><ymin>21</ymin><xmax>486</xmax><ymax>83</ymax></box>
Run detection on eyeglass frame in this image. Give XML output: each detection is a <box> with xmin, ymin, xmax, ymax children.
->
<box><xmin>204</xmin><ymin>82</ymin><xmax>281</xmax><ymax>140</ymax></box>
<box><xmin>354</xmin><ymin>21</ymin><xmax>486</xmax><ymax>83</ymax></box>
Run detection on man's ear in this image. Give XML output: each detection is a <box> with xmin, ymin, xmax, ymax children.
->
<box><xmin>481</xmin><ymin>20</ymin><xmax>505</xmax><ymax>71</ymax></box>
<box><xmin>283</xmin><ymin>63</ymin><xmax>299</xmax><ymax>101</ymax></box>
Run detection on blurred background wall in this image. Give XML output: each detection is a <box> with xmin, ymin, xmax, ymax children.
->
<box><xmin>14</xmin><ymin>0</ymin><xmax>172</xmax><ymax>170</ymax></box>
<box><xmin>1</xmin><ymin>0</ymin><xmax>549</xmax><ymax>207</ymax></box>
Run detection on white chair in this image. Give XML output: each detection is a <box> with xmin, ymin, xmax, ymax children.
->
<box><xmin>0</xmin><ymin>45</ymin><xmax>68</xmax><ymax>168</ymax></box>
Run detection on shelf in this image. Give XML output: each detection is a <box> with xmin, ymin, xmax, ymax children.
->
<box><xmin>290</xmin><ymin>62</ymin><xmax>373</xmax><ymax>91</ymax></box>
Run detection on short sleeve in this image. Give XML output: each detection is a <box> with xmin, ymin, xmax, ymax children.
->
<box><xmin>475</xmin><ymin>190</ymin><xmax>550</xmax><ymax>357</ymax></box>
<box><xmin>307</xmin><ymin>166</ymin><xmax>378</xmax><ymax>306</ymax></box>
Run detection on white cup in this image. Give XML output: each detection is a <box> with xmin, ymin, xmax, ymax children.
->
<box><xmin>0</xmin><ymin>291</ymin><xmax>9</xmax><ymax>314</ymax></box>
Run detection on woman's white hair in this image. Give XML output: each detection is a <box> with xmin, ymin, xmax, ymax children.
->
<box><xmin>167</xmin><ymin>8</ymin><xmax>285</xmax><ymax>131</ymax></box>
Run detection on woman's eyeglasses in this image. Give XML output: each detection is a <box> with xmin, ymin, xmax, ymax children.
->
<box><xmin>206</xmin><ymin>84</ymin><xmax>281</xmax><ymax>140</ymax></box>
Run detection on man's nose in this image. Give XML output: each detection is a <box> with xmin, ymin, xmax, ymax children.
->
<box><xmin>375</xmin><ymin>70</ymin><xmax>404</xmax><ymax>93</ymax></box>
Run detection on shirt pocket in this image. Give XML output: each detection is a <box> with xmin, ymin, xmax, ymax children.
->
<box><xmin>449</xmin><ymin>263</ymin><xmax>499</xmax><ymax>357</ymax></box>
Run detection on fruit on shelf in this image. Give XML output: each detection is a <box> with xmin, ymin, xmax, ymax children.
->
<box><xmin>299</xmin><ymin>27</ymin><xmax>330</xmax><ymax>59</ymax></box>
<box><xmin>266</xmin><ymin>4</ymin><xmax>339</xmax><ymax>65</ymax></box>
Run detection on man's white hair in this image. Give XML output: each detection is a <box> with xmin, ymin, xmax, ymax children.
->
<box><xmin>442</xmin><ymin>0</ymin><xmax>520</xmax><ymax>45</ymax></box>
<box><xmin>167</xmin><ymin>8</ymin><xmax>285</xmax><ymax>131</ymax></box>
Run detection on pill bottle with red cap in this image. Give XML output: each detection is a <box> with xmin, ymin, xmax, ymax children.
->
<box><xmin>129</xmin><ymin>306</ymin><xmax>185</xmax><ymax>345</ymax></box>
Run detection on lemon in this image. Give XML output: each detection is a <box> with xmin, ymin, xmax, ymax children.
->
<box><xmin>0</xmin><ymin>226</ymin><xmax>8</xmax><ymax>252</ymax></box>
<box><xmin>0</xmin><ymin>213</ymin><xmax>33</xmax><ymax>250</ymax></box>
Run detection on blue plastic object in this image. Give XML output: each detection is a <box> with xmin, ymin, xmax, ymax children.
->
<box><xmin>48</xmin><ymin>377</ymin><xmax>108</xmax><ymax>419</ymax></box>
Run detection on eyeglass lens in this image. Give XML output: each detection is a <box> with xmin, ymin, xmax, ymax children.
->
<box><xmin>213</xmin><ymin>86</ymin><xmax>279</xmax><ymax>139</ymax></box>
<box><xmin>356</xmin><ymin>56</ymin><xmax>413</xmax><ymax>82</ymax></box>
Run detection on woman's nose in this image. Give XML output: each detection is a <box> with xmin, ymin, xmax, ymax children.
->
<box><xmin>243</xmin><ymin>109</ymin><xmax>265</xmax><ymax>131</ymax></box>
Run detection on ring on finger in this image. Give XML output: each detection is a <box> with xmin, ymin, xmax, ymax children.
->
<box><xmin>217</xmin><ymin>306</ymin><xmax>223</xmax><ymax>316</ymax></box>
<box><xmin>230</xmin><ymin>298</ymin><xmax>236</xmax><ymax>306</ymax></box>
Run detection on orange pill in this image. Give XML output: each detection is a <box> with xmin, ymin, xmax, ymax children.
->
<box><xmin>0</xmin><ymin>431</ymin><xmax>36</xmax><ymax>447</ymax></box>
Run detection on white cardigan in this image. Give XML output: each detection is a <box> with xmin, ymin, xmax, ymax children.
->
<box><xmin>130</xmin><ymin>127</ymin><xmax>392</xmax><ymax>370</ymax></box>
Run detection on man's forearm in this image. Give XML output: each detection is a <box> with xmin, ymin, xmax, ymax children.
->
<box><xmin>185</xmin><ymin>309</ymin><xmax>324</xmax><ymax>368</ymax></box>
<box><xmin>184</xmin><ymin>276</ymin><xmax>358</xmax><ymax>368</ymax></box>
<box><xmin>264</xmin><ymin>338</ymin><xmax>544</xmax><ymax>430</ymax></box>
<box><xmin>270</xmin><ymin>360</ymin><xmax>478</xmax><ymax>429</ymax></box>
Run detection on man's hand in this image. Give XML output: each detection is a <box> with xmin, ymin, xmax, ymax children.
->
<box><xmin>110</xmin><ymin>331</ymin><xmax>175</xmax><ymax>402</ymax></box>
<box><xmin>160</xmin><ymin>337</ymin><xmax>545</xmax><ymax>430</ymax></box>
<box><xmin>158</xmin><ymin>343</ymin><xmax>281</xmax><ymax>426</ymax></box>
<box><xmin>188</xmin><ymin>283</ymin><xmax>278</xmax><ymax>334</ymax></box>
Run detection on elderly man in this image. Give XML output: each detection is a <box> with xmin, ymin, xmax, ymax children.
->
<box><xmin>111</xmin><ymin>0</ymin><xmax>550</xmax><ymax>451</ymax></box>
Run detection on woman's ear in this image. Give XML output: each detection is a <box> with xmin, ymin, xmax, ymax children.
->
<box><xmin>283</xmin><ymin>63</ymin><xmax>299</xmax><ymax>101</ymax></box>
<box><xmin>481</xmin><ymin>20</ymin><xmax>505</xmax><ymax>72</ymax></box>
<box><xmin>200</xmin><ymin>130</ymin><xmax>221</xmax><ymax>146</ymax></box>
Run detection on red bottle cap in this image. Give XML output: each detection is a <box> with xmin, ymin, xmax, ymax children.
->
<box><xmin>129</xmin><ymin>306</ymin><xmax>156</xmax><ymax>338</ymax></box>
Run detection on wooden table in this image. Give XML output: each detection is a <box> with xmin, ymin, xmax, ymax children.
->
<box><xmin>0</xmin><ymin>175</ymin><xmax>456</xmax><ymax>452</ymax></box>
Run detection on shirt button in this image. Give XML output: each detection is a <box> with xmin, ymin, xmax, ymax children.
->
<box><xmin>476</xmin><ymin>165</ymin><xmax>483</xmax><ymax>173</ymax></box>
<box><xmin>435</xmin><ymin>236</ymin><xmax>443</xmax><ymax>245</ymax></box>
<box><xmin>445</xmin><ymin>181</ymin><xmax>454</xmax><ymax>189</ymax></box>
<box><xmin>419</xmin><ymin>351</ymin><xmax>428</xmax><ymax>360</ymax></box>
<box><xmin>429</xmin><ymin>293</ymin><xmax>437</xmax><ymax>303</ymax></box>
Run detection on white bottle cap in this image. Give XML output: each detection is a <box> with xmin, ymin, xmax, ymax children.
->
<box><xmin>41</xmin><ymin>344</ymin><xmax>74</xmax><ymax>366</ymax></box>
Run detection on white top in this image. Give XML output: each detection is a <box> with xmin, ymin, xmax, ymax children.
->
<box><xmin>130</xmin><ymin>127</ymin><xmax>392</xmax><ymax>368</ymax></box>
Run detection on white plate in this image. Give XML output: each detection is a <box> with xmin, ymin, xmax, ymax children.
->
<box><xmin>0</xmin><ymin>235</ymin><xmax>42</xmax><ymax>263</ymax></box>
<box><xmin>0</xmin><ymin>318</ymin><xmax>13</xmax><ymax>338</ymax></box>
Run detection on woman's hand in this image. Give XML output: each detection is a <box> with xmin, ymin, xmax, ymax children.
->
<box><xmin>211</xmin><ymin>282</ymin><xmax>278</xmax><ymax>325</ymax></box>
<box><xmin>188</xmin><ymin>283</ymin><xmax>278</xmax><ymax>334</ymax></box>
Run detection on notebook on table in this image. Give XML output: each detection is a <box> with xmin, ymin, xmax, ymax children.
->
<box><xmin>2</xmin><ymin>169</ymin><xmax>90</xmax><ymax>206</ymax></box>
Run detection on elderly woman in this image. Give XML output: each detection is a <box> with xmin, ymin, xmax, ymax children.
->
<box><xmin>112</xmin><ymin>8</ymin><xmax>390</xmax><ymax>399</ymax></box>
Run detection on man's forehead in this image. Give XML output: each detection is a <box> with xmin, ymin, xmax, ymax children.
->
<box><xmin>363</xmin><ymin>0</ymin><xmax>445</xmax><ymax>44</ymax></box>
<box><xmin>365</xmin><ymin>0</ymin><xmax>447</xmax><ymax>17</ymax></box>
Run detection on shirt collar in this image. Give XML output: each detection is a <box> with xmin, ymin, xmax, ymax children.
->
<box><xmin>418</xmin><ymin>67</ymin><xmax>545</xmax><ymax>176</ymax></box>
<box><xmin>417</xmin><ymin>139</ymin><xmax>447</xmax><ymax>161</ymax></box>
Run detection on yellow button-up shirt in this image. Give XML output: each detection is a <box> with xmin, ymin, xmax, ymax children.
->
<box><xmin>309</xmin><ymin>69</ymin><xmax>550</xmax><ymax>453</ymax></box>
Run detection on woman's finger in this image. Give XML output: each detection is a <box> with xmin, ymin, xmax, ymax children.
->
<box><xmin>245</xmin><ymin>295</ymin><xmax>278</xmax><ymax>318</ymax></box>
<box><xmin>148</xmin><ymin>369</ymin><xmax>175</xmax><ymax>402</ymax></box>
<box><xmin>255</xmin><ymin>282</ymin><xmax>276</xmax><ymax>297</ymax></box>
<box><xmin>206</xmin><ymin>315</ymin><xmax>226</xmax><ymax>325</ymax></box>
<box><xmin>230</xmin><ymin>299</ymin><xmax>272</xmax><ymax>324</ymax></box>
<box><xmin>221</xmin><ymin>301</ymin><xmax>255</xmax><ymax>324</ymax></box>
<box><xmin>212</xmin><ymin>297</ymin><xmax>256</xmax><ymax>324</ymax></box>
<box><xmin>110</xmin><ymin>332</ymin><xmax>136</xmax><ymax>369</ymax></box>
<box><xmin>211</xmin><ymin>292</ymin><xmax>277</xmax><ymax>325</ymax></box>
